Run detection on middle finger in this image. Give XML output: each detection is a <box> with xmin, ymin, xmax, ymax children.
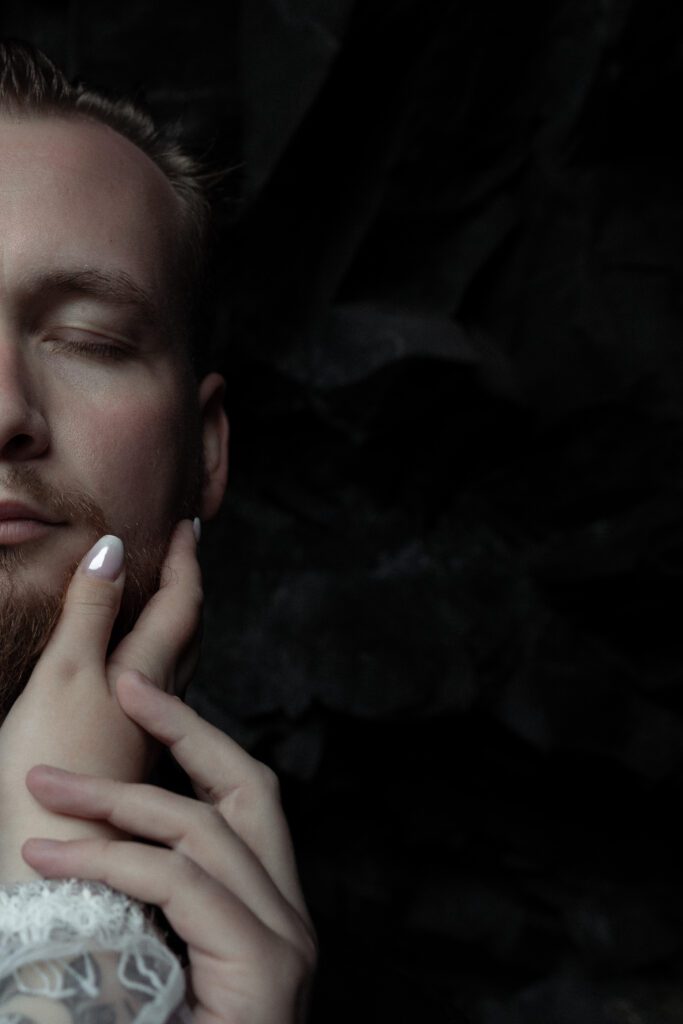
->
<box><xmin>108</xmin><ymin>519</ymin><xmax>202</xmax><ymax>689</ymax></box>
<box><xmin>25</xmin><ymin>764</ymin><xmax>301</xmax><ymax>946</ymax></box>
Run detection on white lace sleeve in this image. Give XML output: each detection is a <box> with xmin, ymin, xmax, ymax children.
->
<box><xmin>0</xmin><ymin>878</ymin><xmax>192</xmax><ymax>1024</ymax></box>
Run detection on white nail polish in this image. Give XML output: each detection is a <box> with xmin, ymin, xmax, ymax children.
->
<box><xmin>192</xmin><ymin>517</ymin><xmax>201</xmax><ymax>543</ymax></box>
<box><xmin>83</xmin><ymin>535</ymin><xmax>124</xmax><ymax>580</ymax></box>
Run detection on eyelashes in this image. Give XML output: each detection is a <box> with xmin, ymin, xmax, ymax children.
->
<box><xmin>41</xmin><ymin>328</ymin><xmax>134</xmax><ymax>361</ymax></box>
<box><xmin>52</xmin><ymin>338</ymin><xmax>128</xmax><ymax>360</ymax></box>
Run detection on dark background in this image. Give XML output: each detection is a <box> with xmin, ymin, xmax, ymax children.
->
<box><xmin>3</xmin><ymin>1</ymin><xmax>683</xmax><ymax>1021</ymax></box>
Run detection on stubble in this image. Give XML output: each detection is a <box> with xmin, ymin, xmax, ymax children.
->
<box><xmin>0</xmin><ymin>443</ymin><xmax>203</xmax><ymax>722</ymax></box>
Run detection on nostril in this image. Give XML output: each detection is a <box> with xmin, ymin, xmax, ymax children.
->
<box><xmin>4</xmin><ymin>433</ymin><xmax>45</xmax><ymax>458</ymax></box>
<box><xmin>0</xmin><ymin>377</ymin><xmax>50</xmax><ymax>459</ymax></box>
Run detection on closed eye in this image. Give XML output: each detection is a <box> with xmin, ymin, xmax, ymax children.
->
<box><xmin>47</xmin><ymin>336</ymin><xmax>130</xmax><ymax>361</ymax></box>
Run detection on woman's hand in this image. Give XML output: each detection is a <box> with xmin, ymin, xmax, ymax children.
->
<box><xmin>22</xmin><ymin>671</ymin><xmax>318</xmax><ymax>1024</ymax></box>
<box><xmin>0</xmin><ymin>519</ymin><xmax>201</xmax><ymax>880</ymax></box>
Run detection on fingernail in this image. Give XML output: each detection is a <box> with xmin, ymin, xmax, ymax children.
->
<box><xmin>30</xmin><ymin>765</ymin><xmax>79</xmax><ymax>778</ymax></box>
<box><xmin>24</xmin><ymin>838</ymin><xmax>65</xmax><ymax>853</ymax></box>
<box><xmin>31</xmin><ymin>765</ymin><xmax>76</xmax><ymax>779</ymax></box>
<box><xmin>192</xmin><ymin>517</ymin><xmax>201</xmax><ymax>543</ymax></box>
<box><xmin>82</xmin><ymin>535</ymin><xmax>124</xmax><ymax>580</ymax></box>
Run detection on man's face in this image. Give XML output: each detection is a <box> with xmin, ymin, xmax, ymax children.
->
<box><xmin>0</xmin><ymin>114</ymin><xmax>227</xmax><ymax>713</ymax></box>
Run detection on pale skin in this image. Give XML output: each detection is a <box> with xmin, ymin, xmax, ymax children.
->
<box><xmin>0</xmin><ymin>114</ymin><xmax>317</xmax><ymax>1021</ymax></box>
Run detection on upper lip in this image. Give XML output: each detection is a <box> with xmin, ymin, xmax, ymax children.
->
<box><xmin>0</xmin><ymin>501</ymin><xmax>62</xmax><ymax>524</ymax></box>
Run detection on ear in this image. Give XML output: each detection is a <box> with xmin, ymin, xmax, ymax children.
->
<box><xmin>197</xmin><ymin>372</ymin><xmax>229</xmax><ymax>521</ymax></box>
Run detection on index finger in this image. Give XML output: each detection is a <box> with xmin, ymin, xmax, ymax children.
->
<box><xmin>115</xmin><ymin>671</ymin><xmax>312</xmax><ymax>929</ymax></box>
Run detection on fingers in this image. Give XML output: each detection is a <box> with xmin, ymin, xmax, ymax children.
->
<box><xmin>115</xmin><ymin>672</ymin><xmax>312</xmax><ymax>927</ymax></box>
<box><xmin>21</xmin><ymin>834</ymin><xmax>269</xmax><ymax>960</ymax></box>
<box><xmin>24</xmin><ymin>765</ymin><xmax>301</xmax><ymax>945</ymax></box>
<box><xmin>21</xmin><ymin>831</ymin><xmax>316</xmax><ymax>1024</ymax></box>
<box><xmin>41</xmin><ymin>535</ymin><xmax>125</xmax><ymax>670</ymax></box>
<box><xmin>108</xmin><ymin>520</ymin><xmax>202</xmax><ymax>692</ymax></box>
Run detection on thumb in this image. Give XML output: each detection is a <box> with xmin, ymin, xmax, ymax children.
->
<box><xmin>43</xmin><ymin>535</ymin><xmax>126</xmax><ymax>668</ymax></box>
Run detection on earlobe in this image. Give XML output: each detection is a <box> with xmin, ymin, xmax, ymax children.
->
<box><xmin>197</xmin><ymin>372</ymin><xmax>229</xmax><ymax>521</ymax></box>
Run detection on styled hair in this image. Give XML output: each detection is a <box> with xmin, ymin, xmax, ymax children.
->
<box><xmin>0</xmin><ymin>38</ymin><xmax>220</xmax><ymax>376</ymax></box>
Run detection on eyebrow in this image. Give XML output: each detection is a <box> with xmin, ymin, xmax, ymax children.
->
<box><xmin>18</xmin><ymin>267</ymin><xmax>170</xmax><ymax>336</ymax></box>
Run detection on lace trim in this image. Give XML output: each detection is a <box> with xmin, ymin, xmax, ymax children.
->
<box><xmin>0</xmin><ymin>879</ymin><xmax>187</xmax><ymax>1023</ymax></box>
<box><xmin>0</xmin><ymin>879</ymin><xmax>146</xmax><ymax>949</ymax></box>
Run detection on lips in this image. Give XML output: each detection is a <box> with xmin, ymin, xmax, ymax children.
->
<box><xmin>0</xmin><ymin>500</ymin><xmax>62</xmax><ymax>524</ymax></box>
<box><xmin>0</xmin><ymin>500</ymin><xmax>65</xmax><ymax>544</ymax></box>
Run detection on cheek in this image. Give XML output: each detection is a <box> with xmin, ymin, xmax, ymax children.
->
<box><xmin>57</xmin><ymin>389</ymin><xmax>192</xmax><ymax>528</ymax></box>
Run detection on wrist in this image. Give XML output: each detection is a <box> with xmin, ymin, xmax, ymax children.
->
<box><xmin>0</xmin><ymin>693</ymin><xmax>155</xmax><ymax>884</ymax></box>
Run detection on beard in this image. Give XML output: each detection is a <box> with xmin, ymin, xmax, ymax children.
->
<box><xmin>0</xmin><ymin>451</ymin><xmax>203</xmax><ymax>723</ymax></box>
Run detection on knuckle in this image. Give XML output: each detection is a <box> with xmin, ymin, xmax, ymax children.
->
<box><xmin>287</xmin><ymin>913</ymin><xmax>319</xmax><ymax>972</ymax></box>
<box><xmin>69</xmin><ymin>578</ymin><xmax>120</xmax><ymax>615</ymax></box>
<box><xmin>275</xmin><ymin>936</ymin><xmax>316</xmax><ymax>986</ymax></box>
<box><xmin>217</xmin><ymin>760</ymin><xmax>280</xmax><ymax>818</ymax></box>
<box><xmin>219</xmin><ymin>761</ymin><xmax>282</xmax><ymax>823</ymax></box>
<box><xmin>255</xmin><ymin>761</ymin><xmax>280</xmax><ymax>798</ymax></box>
<box><xmin>92</xmin><ymin>836</ymin><xmax>115</xmax><ymax>859</ymax></box>
<box><xmin>182</xmin><ymin>798</ymin><xmax>222</xmax><ymax>838</ymax></box>
<box><xmin>108</xmin><ymin>785</ymin><xmax>131</xmax><ymax>825</ymax></box>
<box><xmin>171</xmin><ymin>848</ymin><xmax>202</xmax><ymax>885</ymax></box>
<box><xmin>301</xmin><ymin>927</ymin><xmax>319</xmax><ymax>971</ymax></box>
<box><xmin>159</xmin><ymin>563</ymin><xmax>180</xmax><ymax>589</ymax></box>
<box><xmin>203</xmin><ymin>801</ymin><xmax>225</xmax><ymax>831</ymax></box>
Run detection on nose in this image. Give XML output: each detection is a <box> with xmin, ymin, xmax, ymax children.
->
<box><xmin>0</xmin><ymin>339</ymin><xmax>50</xmax><ymax>461</ymax></box>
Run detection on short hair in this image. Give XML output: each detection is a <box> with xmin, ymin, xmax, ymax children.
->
<box><xmin>0</xmin><ymin>38</ymin><xmax>220</xmax><ymax>377</ymax></box>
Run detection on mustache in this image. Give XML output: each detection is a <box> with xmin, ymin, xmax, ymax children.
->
<box><xmin>0</xmin><ymin>465</ymin><xmax>109</xmax><ymax>535</ymax></box>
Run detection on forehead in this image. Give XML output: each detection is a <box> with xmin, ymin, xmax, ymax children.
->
<box><xmin>0</xmin><ymin>114</ymin><xmax>180</xmax><ymax>310</ymax></box>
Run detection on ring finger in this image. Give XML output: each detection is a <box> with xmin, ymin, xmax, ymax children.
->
<box><xmin>23</xmin><ymin>764</ymin><xmax>302</xmax><ymax>946</ymax></box>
